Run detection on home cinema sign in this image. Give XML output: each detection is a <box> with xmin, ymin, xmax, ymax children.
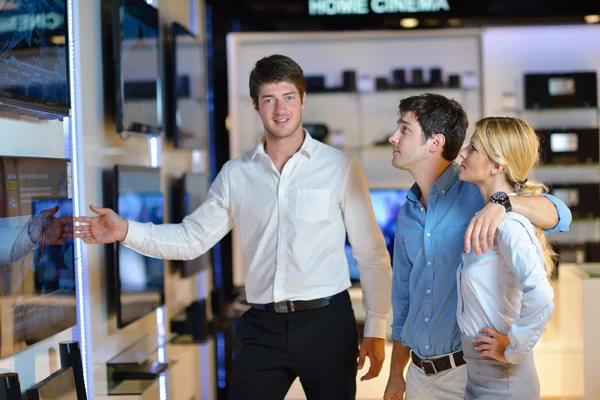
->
<box><xmin>308</xmin><ymin>0</ymin><xmax>451</xmax><ymax>15</ymax></box>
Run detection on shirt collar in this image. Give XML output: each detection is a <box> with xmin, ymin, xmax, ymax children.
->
<box><xmin>250</xmin><ymin>129</ymin><xmax>314</xmax><ymax>161</ymax></box>
<box><xmin>407</xmin><ymin>162</ymin><xmax>460</xmax><ymax>203</ymax></box>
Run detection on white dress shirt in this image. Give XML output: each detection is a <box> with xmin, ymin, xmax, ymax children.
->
<box><xmin>122</xmin><ymin>132</ymin><xmax>392</xmax><ymax>338</ymax></box>
<box><xmin>456</xmin><ymin>212</ymin><xmax>554</xmax><ymax>364</ymax></box>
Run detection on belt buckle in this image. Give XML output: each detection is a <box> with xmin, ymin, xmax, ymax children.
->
<box><xmin>273</xmin><ymin>302</ymin><xmax>289</xmax><ymax>313</ymax></box>
<box><xmin>421</xmin><ymin>359</ymin><xmax>438</xmax><ymax>376</ymax></box>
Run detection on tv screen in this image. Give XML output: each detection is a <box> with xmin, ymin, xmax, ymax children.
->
<box><xmin>346</xmin><ymin>189</ymin><xmax>408</xmax><ymax>282</ymax></box>
<box><xmin>171</xmin><ymin>173</ymin><xmax>211</xmax><ymax>277</ymax></box>
<box><xmin>0</xmin><ymin>156</ymin><xmax>75</xmax><ymax>359</ymax></box>
<box><xmin>165</xmin><ymin>22</ymin><xmax>208</xmax><ymax>149</ymax></box>
<box><xmin>0</xmin><ymin>0</ymin><xmax>70</xmax><ymax>119</ymax></box>
<box><xmin>111</xmin><ymin>165</ymin><xmax>164</xmax><ymax>328</ymax></box>
<box><xmin>26</xmin><ymin>366</ymin><xmax>77</xmax><ymax>400</ymax></box>
<box><xmin>104</xmin><ymin>0</ymin><xmax>161</xmax><ymax>135</ymax></box>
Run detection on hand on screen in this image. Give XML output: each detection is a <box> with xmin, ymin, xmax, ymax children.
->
<box><xmin>64</xmin><ymin>205</ymin><xmax>129</xmax><ymax>244</ymax></box>
<box><xmin>28</xmin><ymin>206</ymin><xmax>67</xmax><ymax>246</ymax></box>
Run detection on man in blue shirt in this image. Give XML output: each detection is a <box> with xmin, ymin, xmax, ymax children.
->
<box><xmin>383</xmin><ymin>94</ymin><xmax>571</xmax><ymax>400</ymax></box>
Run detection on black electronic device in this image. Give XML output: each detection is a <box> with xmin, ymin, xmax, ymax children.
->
<box><xmin>59</xmin><ymin>341</ymin><xmax>87</xmax><ymax>400</ymax></box>
<box><xmin>105</xmin><ymin>165</ymin><xmax>164</xmax><ymax>329</ymax></box>
<box><xmin>26</xmin><ymin>367</ymin><xmax>77</xmax><ymax>400</ymax></box>
<box><xmin>0</xmin><ymin>373</ymin><xmax>21</xmax><ymax>400</ymax></box>
<box><xmin>303</xmin><ymin>123</ymin><xmax>329</xmax><ymax>142</ymax></box>
<box><xmin>448</xmin><ymin>74</ymin><xmax>461</xmax><ymax>88</ymax></box>
<box><xmin>164</xmin><ymin>22</ymin><xmax>208</xmax><ymax>149</ymax></box>
<box><xmin>392</xmin><ymin>69</ymin><xmax>406</xmax><ymax>88</ymax></box>
<box><xmin>171</xmin><ymin>172</ymin><xmax>212</xmax><ymax>277</ymax></box>
<box><xmin>375</xmin><ymin>77</ymin><xmax>389</xmax><ymax>91</ymax></box>
<box><xmin>524</xmin><ymin>72</ymin><xmax>597</xmax><ymax>109</ymax></box>
<box><xmin>430</xmin><ymin>67</ymin><xmax>443</xmax><ymax>87</ymax></box>
<box><xmin>304</xmin><ymin>76</ymin><xmax>325</xmax><ymax>92</ymax></box>
<box><xmin>0</xmin><ymin>156</ymin><xmax>75</xmax><ymax>359</ymax></box>
<box><xmin>342</xmin><ymin>70</ymin><xmax>356</xmax><ymax>92</ymax></box>
<box><xmin>411</xmin><ymin>68</ymin><xmax>424</xmax><ymax>87</ymax></box>
<box><xmin>0</xmin><ymin>0</ymin><xmax>70</xmax><ymax>119</ymax></box>
<box><xmin>536</xmin><ymin>128</ymin><xmax>599</xmax><ymax>164</ymax></box>
<box><xmin>170</xmin><ymin>299</ymin><xmax>210</xmax><ymax>341</ymax></box>
<box><xmin>548</xmin><ymin>183</ymin><xmax>600</xmax><ymax>219</ymax></box>
<box><xmin>101</xmin><ymin>0</ymin><xmax>162</xmax><ymax>135</ymax></box>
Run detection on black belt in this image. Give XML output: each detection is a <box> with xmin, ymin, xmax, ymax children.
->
<box><xmin>411</xmin><ymin>351</ymin><xmax>465</xmax><ymax>376</ymax></box>
<box><xmin>251</xmin><ymin>294</ymin><xmax>335</xmax><ymax>313</ymax></box>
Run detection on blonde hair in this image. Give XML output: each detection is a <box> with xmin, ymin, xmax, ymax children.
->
<box><xmin>473</xmin><ymin>117</ymin><xmax>557</xmax><ymax>277</ymax></box>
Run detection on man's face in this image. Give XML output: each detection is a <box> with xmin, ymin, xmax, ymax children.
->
<box><xmin>387</xmin><ymin>111</ymin><xmax>430</xmax><ymax>171</ymax></box>
<box><xmin>252</xmin><ymin>81</ymin><xmax>305</xmax><ymax>140</ymax></box>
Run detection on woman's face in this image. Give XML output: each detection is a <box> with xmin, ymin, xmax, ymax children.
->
<box><xmin>458</xmin><ymin>135</ymin><xmax>494</xmax><ymax>184</ymax></box>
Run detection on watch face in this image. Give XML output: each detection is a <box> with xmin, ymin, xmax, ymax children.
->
<box><xmin>492</xmin><ymin>192</ymin><xmax>509</xmax><ymax>203</ymax></box>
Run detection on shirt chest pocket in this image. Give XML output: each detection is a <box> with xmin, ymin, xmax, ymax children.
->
<box><xmin>296</xmin><ymin>189</ymin><xmax>330</xmax><ymax>223</ymax></box>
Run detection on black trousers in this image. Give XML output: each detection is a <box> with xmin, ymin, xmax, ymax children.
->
<box><xmin>227</xmin><ymin>290</ymin><xmax>359</xmax><ymax>400</ymax></box>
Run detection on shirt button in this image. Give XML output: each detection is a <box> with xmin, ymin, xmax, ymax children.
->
<box><xmin>425</xmin><ymin>317</ymin><xmax>429</xmax><ymax>322</ymax></box>
<box><xmin>420</xmin><ymin>208</ymin><xmax>424</xmax><ymax>212</ymax></box>
<box><xmin>427</xmin><ymin>289</ymin><xmax>431</xmax><ymax>294</ymax></box>
<box><xmin>425</xmin><ymin>345</ymin><xmax>429</xmax><ymax>349</ymax></box>
<box><xmin>427</xmin><ymin>261</ymin><xmax>432</xmax><ymax>266</ymax></box>
<box><xmin>426</xmin><ymin>232</ymin><xmax>431</xmax><ymax>237</ymax></box>
<box><xmin>441</xmin><ymin>190</ymin><xmax>445</xmax><ymax>194</ymax></box>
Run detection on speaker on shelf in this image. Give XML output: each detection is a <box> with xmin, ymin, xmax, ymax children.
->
<box><xmin>375</xmin><ymin>77</ymin><xmax>389</xmax><ymax>91</ymax></box>
<box><xmin>59</xmin><ymin>341</ymin><xmax>88</xmax><ymax>400</ymax></box>
<box><xmin>187</xmin><ymin>299</ymin><xmax>210</xmax><ymax>342</ymax></box>
<box><xmin>392</xmin><ymin>69</ymin><xmax>406</xmax><ymax>88</ymax></box>
<box><xmin>448</xmin><ymin>74</ymin><xmax>461</xmax><ymax>88</ymax></box>
<box><xmin>342</xmin><ymin>70</ymin><xmax>357</xmax><ymax>92</ymax></box>
<box><xmin>411</xmin><ymin>68</ymin><xmax>424</xmax><ymax>87</ymax></box>
<box><xmin>430</xmin><ymin>67</ymin><xmax>443</xmax><ymax>87</ymax></box>
<box><xmin>0</xmin><ymin>373</ymin><xmax>21</xmax><ymax>400</ymax></box>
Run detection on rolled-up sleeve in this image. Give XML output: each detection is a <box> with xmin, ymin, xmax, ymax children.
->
<box><xmin>496</xmin><ymin>217</ymin><xmax>554</xmax><ymax>364</ymax></box>
<box><xmin>342</xmin><ymin>156</ymin><xmax>392</xmax><ymax>339</ymax></box>
<box><xmin>541</xmin><ymin>193</ymin><xmax>572</xmax><ymax>234</ymax></box>
<box><xmin>122</xmin><ymin>162</ymin><xmax>235</xmax><ymax>260</ymax></box>
<box><xmin>391</xmin><ymin>232</ymin><xmax>411</xmax><ymax>341</ymax></box>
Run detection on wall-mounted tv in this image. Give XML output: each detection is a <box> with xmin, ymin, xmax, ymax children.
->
<box><xmin>524</xmin><ymin>72</ymin><xmax>597</xmax><ymax>110</ymax></box>
<box><xmin>101</xmin><ymin>0</ymin><xmax>161</xmax><ymax>135</ymax></box>
<box><xmin>171</xmin><ymin>172</ymin><xmax>212</xmax><ymax>277</ymax></box>
<box><xmin>0</xmin><ymin>156</ymin><xmax>75</xmax><ymax>359</ymax></box>
<box><xmin>105</xmin><ymin>165</ymin><xmax>164</xmax><ymax>328</ymax></box>
<box><xmin>536</xmin><ymin>128</ymin><xmax>599</xmax><ymax>165</ymax></box>
<box><xmin>346</xmin><ymin>188</ymin><xmax>408</xmax><ymax>282</ymax></box>
<box><xmin>0</xmin><ymin>0</ymin><xmax>70</xmax><ymax>119</ymax></box>
<box><xmin>164</xmin><ymin>22</ymin><xmax>208</xmax><ymax>149</ymax></box>
<box><xmin>26</xmin><ymin>366</ymin><xmax>77</xmax><ymax>400</ymax></box>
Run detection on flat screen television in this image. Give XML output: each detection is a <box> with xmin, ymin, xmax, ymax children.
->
<box><xmin>524</xmin><ymin>72</ymin><xmax>597</xmax><ymax>109</ymax></box>
<box><xmin>102</xmin><ymin>0</ymin><xmax>161</xmax><ymax>135</ymax></box>
<box><xmin>164</xmin><ymin>22</ymin><xmax>208</xmax><ymax>149</ymax></box>
<box><xmin>171</xmin><ymin>172</ymin><xmax>212</xmax><ymax>277</ymax></box>
<box><xmin>0</xmin><ymin>0</ymin><xmax>70</xmax><ymax>119</ymax></box>
<box><xmin>26</xmin><ymin>366</ymin><xmax>77</xmax><ymax>400</ymax></box>
<box><xmin>107</xmin><ymin>165</ymin><xmax>164</xmax><ymax>328</ymax></box>
<box><xmin>0</xmin><ymin>156</ymin><xmax>75</xmax><ymax>359</ymax></box>
<box><xmin>346</xmin><ymin>188</ymin><xmax>408</xmax><ymax>282</ymax></box>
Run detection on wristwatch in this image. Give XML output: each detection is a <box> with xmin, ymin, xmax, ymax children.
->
<box><xmin>490</xmin><ymin>191</ymin><xmax>512</xmax><ymax>213</ymax></box>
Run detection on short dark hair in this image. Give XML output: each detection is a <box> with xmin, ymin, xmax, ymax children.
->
<box><xmin>399</xmin><ymin>93</ymin><xmax>468</xmax><ymax>161</ymax></box>
<box><xmin>249</xmin><ymin>55</ymin><xmax>306</xmax><ymax>106</ymax></box>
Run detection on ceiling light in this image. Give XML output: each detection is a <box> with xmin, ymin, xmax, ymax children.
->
<box><xmin>584</xmin><ymin>15</ymin><xmax>600</xmax><ymax>24</ymax></box>
<box><xmin>400</xmin><ymin>18</ymin><xmax>419</xmax><ymax>28</ymax></box>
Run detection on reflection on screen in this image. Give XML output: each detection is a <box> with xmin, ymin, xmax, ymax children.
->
<box><xmin>548</xmin><ymin>77</ymin><xmax>575</xmax><ymax>96</ymax></box>
<box><xmin>117</xmin><ymin>192</ymin><xmax>164</xmax><ymax>327</ymax></box>
<box><xmin>0</xmin><ymin>0</ymin><xmax>69</xmax><ymax>109</ymax></box>
<box><xmin>550</xmin><ymin>133</ymin><xmax>578</xmax><ymax>153</ymax></box>
<box><xmin>29</xmin><ymin>366</ymin><xmax>77</xmax><ymax>400</ymax></box>
<box><xmin>0</xmin><ymin>156</ymin><xmax>75</xmax><ymax>359</ymax></box>
<box><xmin>121</xmin><ymin>0</ymin><xmax>159</xmax><ymax>133</ymax></box>
<box><xmin>346</xmin><ymin>189</ymin><xmax>408</xmax><ymax>281</ymax></box>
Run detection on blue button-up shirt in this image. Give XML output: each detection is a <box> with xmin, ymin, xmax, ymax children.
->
<box><xmin>391</xmin><ymin>163</ymin><xmax>571</xmax><ymax>358</ymax></box>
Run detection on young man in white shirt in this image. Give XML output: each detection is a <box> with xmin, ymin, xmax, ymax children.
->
<box><xmin>69</xmin><ymin>55</ymin><xmax>392</xmax><ymax>399</ymax></box>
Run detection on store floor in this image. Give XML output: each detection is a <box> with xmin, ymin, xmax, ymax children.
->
<box><xmin>284</xmin><ymin>265</ymin><xmax>588</xmax><ymax>400</ymax></box>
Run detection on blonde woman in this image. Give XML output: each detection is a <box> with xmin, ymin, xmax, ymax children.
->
<box><xmin>456</xmin><ymin>117</ymin><xmax>555</xmax><ymax>399</ymax></box>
